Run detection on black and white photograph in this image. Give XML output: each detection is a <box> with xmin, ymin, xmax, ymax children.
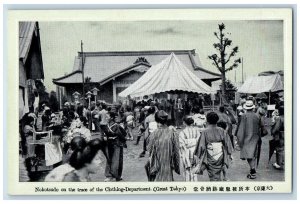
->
<box><xmin>8</xmin><ymin>8</ymin><xmax>293</xmax><ymax>195</ymax></box>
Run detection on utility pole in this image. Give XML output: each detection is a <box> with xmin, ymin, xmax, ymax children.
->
<box><xmin>241</xmin><ymin>57</ymin><xmax>244</xmax><ymax>83</ymax></box>
<box><xmin>81</xmin><ymin>40</ymin><xmax>85</xmax><ymax>97</ymax></box>
<box><xmin>235</xmin><ymin>68</ymin><xmax>237</xmax><ymax>84</ymax></box>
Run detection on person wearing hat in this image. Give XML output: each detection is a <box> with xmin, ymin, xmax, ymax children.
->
<box><xmin>146</xmin><ymin>110</ymin><xmax>180</xmax><ymax>181</ymax></box>
<box><xmin>236</xmin><ymin>100</ymin><xmax>265</xmax><ymax>179</ymax></box>
<box><xmin>178</xmin><ymin>116</ymin><xmax>201</xmax><ymax>181</ymax></box>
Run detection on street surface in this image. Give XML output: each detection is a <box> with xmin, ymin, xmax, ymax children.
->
<box><xmin>89</xmin><ymin>125</ymin><xmax>285</xmax><ymax>182</ymax></box>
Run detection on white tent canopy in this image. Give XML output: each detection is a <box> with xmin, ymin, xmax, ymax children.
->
<box><xmin>118</xmin><ymin>53</ymin><xmax>213</xmax><ymax>98</ymax></box>
<box><xmin>237</xmin><ymin>74</ymin><xmax>283</xmax><ymax>94</ymax></box>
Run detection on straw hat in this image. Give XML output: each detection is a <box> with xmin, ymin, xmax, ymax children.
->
<box><xmin>243</xmin><ymin>100</ymin><xmax>255</xmax><ymax>110</ymax></box>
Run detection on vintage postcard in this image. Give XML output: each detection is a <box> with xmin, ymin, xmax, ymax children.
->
<box><xmin>6</xmin><ymin>8</ymin><xmax>293</xmax><ymax>195</ymax></box>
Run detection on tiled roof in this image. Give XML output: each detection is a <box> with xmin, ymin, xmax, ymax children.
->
<box><xmin>53</xmin><ymin>50</ymin><xmax>221</xmax><ymax>85</ymax></box>
<box><xmin>19</xmin><ymin>22</ymin><xmax>36</xmax><ymax>63</ymax></box>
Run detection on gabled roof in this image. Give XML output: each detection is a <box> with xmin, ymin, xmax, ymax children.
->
<box><xmin>53</xmin><ymin>50</ymin><xmax>221</xmax><ymax>86</ymax></box>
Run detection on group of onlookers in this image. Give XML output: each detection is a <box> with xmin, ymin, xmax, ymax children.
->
<box><xmin>19</xmin><ymin>93</ymin><xmax>284</xmax><ymax>182</ymax></box>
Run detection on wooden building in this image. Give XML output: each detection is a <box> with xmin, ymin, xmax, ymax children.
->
<box><xmin>19</xmin><ymin>22</ymin><xmax>44</xmax><ymax>119</ymax></box>
<box><xmin>53</xmin><ymin>50</ymin><xmax>221</xmax><ymax>105</ymax></box>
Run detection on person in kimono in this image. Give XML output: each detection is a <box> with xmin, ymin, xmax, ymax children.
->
<box><xmin>216</xmin><ymin>121</ymin><xmax>234</xmax><ymax>181</ymax></box>
<box><xmin>236</xmin><ymin>100</ymin><xmax>264</xmax><ymax>179</ymax></box>
<box><xmin>179</xmin><ymin>117</ymin><xmax>201</xmax><ymax>181</ymax></box>
<box><xmin>174</xmin><ymin>98</ymin><xmax>184</xmax><ymax>129</ymax></box>
<box><xmin>271</xmin><ymin>105</ymin><xmax>284</xmax><ymax>170</ymax></box>
<box><xmin>193</xmin><ymin>112</ymin><xmax>233</xmax><ymax>181</ymax></box>
<box><xmin>139</xmin><ymin>106</ymin><xmax>156</xmax><ymax>158</ymax></box>
<box><xmin>191</xmin><ymin>107</ymin><xmax>207</xmax><ymax>128</ymax></box>
<box><xmin>45</xmin><ymin>136</ymin><xmax>87</xmax><ymax>181</ymax></box>
<box><xmin>102</xmin><ymin>111</ymin><xmax>127</xmax><ymax>182</ymax></box>
<box><xmin>217</xmin><ymin>106</ymin><xmax>234</xmax><ymax>147</ymax></box>
<box><xmin>147</xmin><ymin>110</ymin><xmax>180</xmax><ymax>181</ymax></box>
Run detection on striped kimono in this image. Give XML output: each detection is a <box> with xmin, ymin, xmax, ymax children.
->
<box><xmin>179</xmin><ymin>126</ymin><xmax>201</xmax><ymax>181</ymax></box>
<box><xmin>147</xmin><ymin>126</ymin><xmax>180</xmax><ymax>181</ymax></box>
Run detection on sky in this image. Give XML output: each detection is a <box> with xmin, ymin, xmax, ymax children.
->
<box><xmin>39</xmin><ymin>20</ymin><xmax>283</xmax><ymax>92</ymax></box>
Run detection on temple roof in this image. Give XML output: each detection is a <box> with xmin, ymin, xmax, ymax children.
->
<box><xmin>53</xmin><ymin>50</ymin><xmax>221</xmax><ymax>86</ymax></box>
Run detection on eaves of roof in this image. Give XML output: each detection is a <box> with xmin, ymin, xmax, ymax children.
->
<box><xmin>52</xmin><ymin>70</ymin><xmax>83</xmax><ymax>85</ymax></box>
<box><xmin>99</xmin><ymin>62</ymin><xmax>152</xmax><ymax>85</ymax></box>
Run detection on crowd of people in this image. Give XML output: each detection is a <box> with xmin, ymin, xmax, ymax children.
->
<box><xmin>19</xmin><ymin>93</ymin><xmax>285</xmax><ymax>182</ymax></box>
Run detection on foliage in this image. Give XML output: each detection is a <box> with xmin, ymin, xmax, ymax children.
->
<box><xmin>225</xmin><ymin>79</ymin><xmax>237</xmax><ymax>91</ymax></box>
<box><xmin>208</xmin><ymin>23</ymin><xmax>241</xmax><ymax>103</ymax></box>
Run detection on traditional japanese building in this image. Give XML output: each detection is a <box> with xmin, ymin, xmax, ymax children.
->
<box><xmin>53</xmin><ymin>50</ymin><xmax>221</xmax><ymax>105</ymax></box>
<box><xmin>19</xmin><ymin>22</ymin><xmax>44</xmax><ymax>119</ymax></box>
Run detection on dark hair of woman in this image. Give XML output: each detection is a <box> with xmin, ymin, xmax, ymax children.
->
<box><xmin>79</xmin><ymin>116</ymin><xmax>87</xmax><ymax>126</ymax></box>
<box><xmin>108</xmin><ymin>111</ymin><xmax>117</xmax><ymax>120</ymax></box>
<box><xmin>69</xmin><ymin>111</ymin><xmax>76</xmax><ymax>120</ymax></box>
<box><xmin>155</xmin><ymin>110</ymin><xmax>168</xmax><ymax>125</ymax></box>
<box><xmin>199</xmin><ymin>109</ymin><xmax>205</xmax><ymax>115</ymax></box>
<box><xmin>191</xmin><ymin>106</ymin><xmax>200</xmax><ymax>114</ymax></box>
<box><xmin>76</xmin><ymin>105</ymin><xmax>84</xmax><ymax>117</ymax></box>
<box><xmin>217</xmin><ymin>121</ymin><xmax>227</xmax><ymax>130</ymax></box>
<box><xmin>206</xmin><ymin>112</ymin><xmax>219</xmax><ymax>125</ymax></box>
<box><xmin>70</xmin><ymin>136</ymin><xmax>87</xmax><ymax>151</ymax></box>
<box><xmin>69</xmin><ymin>138</ymin><xmax>104</xmax><ymax>170</ymax></box>
<box><xmin>44</xmin><ymin>109</ymin><xmax>52</xmax><ymax>116</ymax></box>
<box><xmin>219</xmin><ymin>106</ymin><xmax>225</xmax><ymax>113</ymax></box>
<box><xmin>148</xmin><ymin>106</ymin><xmax>156</xmax><ymax>114</ymax></box>
<box><xmin>101</xmin><ymin>103</ymin><xmax>107</xmax><ymax>110</ymax></box>
<box><xmin>24</xmin><ymin>116</ymin><xmax>35</xmax><ymax>125</ymax></box>
<box><xmin>70</xmin><ymin>104</ymin><xmax>76</xmax><ymax>112</ymax></box>
<box><xmin>183</xmin><ymin>116</ymin><xmax>194</xmax><ymax>126</ymax></box>
<box><xmin>63</xmin><ymin>107</ymin><xmax>69</xmax><ymax>115</ymax></box>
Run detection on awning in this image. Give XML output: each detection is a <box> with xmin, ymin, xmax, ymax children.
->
<box><xmin>238</xmin><ymin>74</ymin><xmax>283</xmax><ymax>94</ymax></box>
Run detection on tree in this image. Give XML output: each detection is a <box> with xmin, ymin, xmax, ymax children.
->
<box><xmin>225</xmin><ymin>80</ymin><xmax>237</xmax><ymax>101</ymax></box>
<box><xmin>208</xmin><ymin>23</ymin><xmax>241</xmax><ymax>104</ymax></box>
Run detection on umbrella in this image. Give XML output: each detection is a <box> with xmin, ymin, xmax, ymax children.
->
<box><xmin>268</xmin><ymin>139</ymin><xmax>279</xmax><ymax>163</ymax></box>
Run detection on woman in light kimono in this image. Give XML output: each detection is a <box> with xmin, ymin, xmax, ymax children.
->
<box><xmin>193</xmin><ymin>112</ymin><xmax>233</xmax><ymax>181</ymax></box>
<box><xmin>179</xmin><ymin>117</ymin><xmax>201</xmax><ymax>181</ymax></box>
